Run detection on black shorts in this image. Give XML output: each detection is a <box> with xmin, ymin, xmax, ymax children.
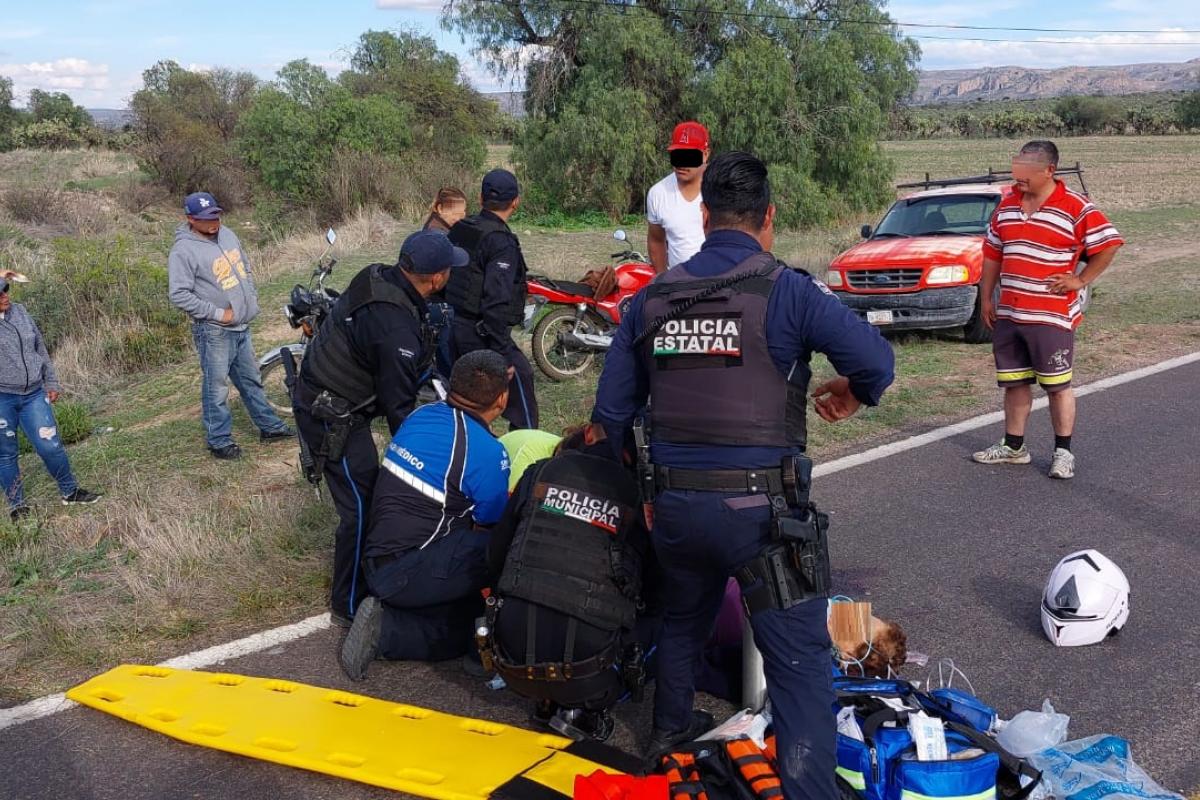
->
<box><xmin>992</xmin><ymin>319</ymin><xmax>1075</xmax><ymax>392</ymax></box>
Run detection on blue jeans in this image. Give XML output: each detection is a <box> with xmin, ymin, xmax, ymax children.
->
<box><xmin>0</xmin><ymin>388</ymin><xmax>79</xmax><ymax>508</ymax></box>
<box><xmin>652</xmin><ymin>489</ymin><xmax>836</xmax><ymax>800</ymax></box>
<box><xmin>192</xmin><ymin>323</ymin><xmax>288</xmax><ymax>449</ymax></box>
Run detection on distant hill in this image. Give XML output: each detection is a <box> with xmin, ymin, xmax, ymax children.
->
<box><xmin>913</xmin><ymin>59</ymin><xmax>1200</xmax><ymax>105</ymax></box>
<box><xmin>87</xmin><ymin>108</ymin><xmax>133</xmax><ymax>129</ymax></box>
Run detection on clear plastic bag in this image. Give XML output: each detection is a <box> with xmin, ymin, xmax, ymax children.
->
<box><xmin>995</xmin><ymin>700</ymin><xmax>1070</xmax><ymax>757</ymax></box>
<box><xmin>1027</xmin><ymin>735</ymin><xmax>1183</xmax><ymax>800</ymax></box>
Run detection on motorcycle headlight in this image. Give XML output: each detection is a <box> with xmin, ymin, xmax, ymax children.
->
<box><xmin>824</xmin><ymin>270</ymin><xmax>845</xmax><ymax>289</ymax></box>
<box><xmin>926</xmin><ymin>265</ymin><xmax>970</xmax><ymax>285</ymax></box>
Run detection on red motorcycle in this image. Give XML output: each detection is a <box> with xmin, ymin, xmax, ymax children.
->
<box><xmin>525</xmin><ymin>230</ymin><xmax>655</xmax><ymax>381</ymax></box>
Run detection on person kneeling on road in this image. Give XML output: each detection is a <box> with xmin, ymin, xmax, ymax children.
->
<box><xmin>340</xmin><ymin>350</ymin><xmax>512</xmax><ymax>680</ymax></box>
<box><xmin>479</xmin><ymin>423</ymin><xmax>655</xmax><ymax>741</ymax></box>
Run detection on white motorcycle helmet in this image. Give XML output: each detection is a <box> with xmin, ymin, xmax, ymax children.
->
<box><xmin>1041</xmin><ymin>550</ymin><xmax>1130</xmax><ymax>647</ymax></box>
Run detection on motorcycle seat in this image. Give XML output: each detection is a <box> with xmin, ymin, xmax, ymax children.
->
<box><xmin>543</xmin><ymin>279</ymin><xmax>597</xmax><ymax>299</ymax></box>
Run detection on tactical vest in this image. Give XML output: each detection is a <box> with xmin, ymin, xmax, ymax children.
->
<box><xmin>497</xmin><ymin>452</ymin><xmax>643</xmax><ymax>632</ymax></box>
<box><xmin>640</xmin><ymin>251</ymin><xmax>807</xmax><ymax>450</ymax></box>
<box><xmin>446</xmin><ymin>213</ymin><xmax>529</xmax><ymax>327</ymax></box>
<box><xmin>301</xmin><ymin>263</ymin><xmax>432</xmax><ymax>407</ymax></box>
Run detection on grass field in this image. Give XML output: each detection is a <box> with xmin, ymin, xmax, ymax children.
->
<box><xmin>0</xmin><ymin>136</ymin><xmax>1197</xmax><ymax>705</ymax></box>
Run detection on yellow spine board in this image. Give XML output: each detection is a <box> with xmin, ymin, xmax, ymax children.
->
<box><xmin>66</xmin><ymin>665</ymin><xmax>618</xmax><ymax>800</ymax></box>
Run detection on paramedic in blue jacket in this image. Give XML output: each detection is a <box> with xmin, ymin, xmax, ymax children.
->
<box><xmin>340</xmin><ymin>349</ymin><xmax>512</xmax><ymax>680</ymax></box>
<box><xmin>592</xmin><ymin>152</ymin><xmax>895</xmax><ymax>797</ymax></box>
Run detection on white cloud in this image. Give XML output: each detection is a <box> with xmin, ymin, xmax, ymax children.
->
<box><xmin>0</xmin><ymin>58</ymin><xmax>111</xmax><ymax>103</ymax></box>
<box><xmin>376</xmin><ymin>0</ymin><xmax>445</xmax><ymax>10</ymax></box>
<box><xmin>917</xmin><ymin>30</ymin><xmax>1200</xmax><ymax>70</ymax></box>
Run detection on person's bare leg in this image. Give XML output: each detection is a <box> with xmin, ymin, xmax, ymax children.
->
<box><xmin>1047</xmin><ymin>387</ymin><xmax>1077</xmax><ymax>478</ymax></box>
<box><xmin>1004</xmin><ymin>384</ymin><xmax>1034</xmax><ymax>437</ymax></box>
<box><xmin>1047</xmin><ymin>388</ymin><xmax>1076</xmax><ymax>437</ymax></box>
<box><xmin>974</xmin><ymin>384</ymin><xmax>1034</xmax><ymax>463</ymax></box>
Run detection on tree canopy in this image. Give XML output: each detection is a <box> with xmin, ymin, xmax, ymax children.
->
<box><xmin>445</xmin><ymin>0</ymin><xmax>920</xmax><ymax>225</ymax></box>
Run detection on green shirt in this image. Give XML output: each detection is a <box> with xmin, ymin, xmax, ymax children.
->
<box><xmin>499</xmin><ymin>429</ymin><xmax>562</xmax><ymax>492</ymax></box>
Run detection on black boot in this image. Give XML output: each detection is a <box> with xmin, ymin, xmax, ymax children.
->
<box><xmin>645</xmin><ymin>710</ymin><xmax>715</xmax><ymax>761</ymax></box>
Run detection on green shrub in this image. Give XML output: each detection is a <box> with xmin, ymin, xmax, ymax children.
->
<box><xmin>11</xmin><ymin>120</ymin><xmax>88</xmax><ymax>150</ymax></box>
<box><xmin>17</xmin><ymin>398</ymin><xmax>93</xmax><ymax>455</ymax></box>
<box><xmin>1053</xmin><ymin>96</ymin><xmax>1124</xmax><ymax>134</ymax></box>
<box><xmin>1177</xmin><ymin>90</ymin><xmax>1200</xmax><ymax>131</ymax></box>
<box><xmin>20</xmin><ymin>237</ymin><xmax>190</xmax><ymax>371</ymax></box>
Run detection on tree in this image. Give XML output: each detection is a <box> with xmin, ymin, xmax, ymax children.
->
<box><xmin>1177</xmin><ymin>90</ymin><xmax>1200</xmax><ymax>131</ymax></box>
<box><xmin>340</xmin><ymin>30</ymin><xmax>495</xmax><ymax>166</ymax></box>
<box><xmin>1052</xmin><ymin>96</ymin><xmax>1123</xmax><ymax>135</ymax></box>
<box><xmin>444</xmin><ymin>0</ymin><xmax>919</xmax><ymax>225</ymax></box>
<box><xmin>129</xmin><ymin>61</ymin><xmax>258</xmax><ymax>202</ymax></box>
<box><xmin>237</xmin><ymin>60</ymin><xmax>414</xmax><ymax>203</ymax></box>
<box><xmin>0</xmin><ymin>76</ymin><xmax>19</xmax><ymax>150</ymax></box>
<box><xmin>27</xmin><ymin>89</ymin><xmax>91</xmax><ymax>129</ymax></box>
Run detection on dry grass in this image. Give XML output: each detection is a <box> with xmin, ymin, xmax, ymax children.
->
<box><xmin>883</xmin><ymin>135</ymin><xmax>1200</xmax><ymax>212</ymax></box>
<box><xmin>0</xmin><ymin>148</ymin><xmax>139</xmax><ymax>192</ymax></box>
<box><xmin>0</xmin><ymin>185</ymin><xmax>116</xmax><ymax>237</ymax></box>
<box><xmin>253</xmin><ymin>205</ymin><xmax>402</xmax><ymax>283</ymax></box>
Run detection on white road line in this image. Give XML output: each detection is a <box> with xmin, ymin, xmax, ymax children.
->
<box><xmin>816</xmin><ymin>350</ymin><xmax>1200</xmax><ymax>478</ymax></box>
<box><xmin>0</xmin><ymin>614</ymin><xmax>331</xmax><ymax>733</ymax></box>
<box><xmin>3</xmin><ymin>349</ymin><xmax>1198</xmax><ymax>734</ymax></box>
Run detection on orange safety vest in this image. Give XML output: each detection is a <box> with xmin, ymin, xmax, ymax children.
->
<box><xmin>659</xmin><ymin>752</ymin><xmax>709</xmax><ymax>800</ymax></box>
<box><xmin>763</xmin><ymin>734</ymin><xmax>777</xmax><ymax>765</ymax></box>
<box><xmin>725</xmin><ymin>738</ymin><xmax>783</xmax><ymax>800</ymax></box>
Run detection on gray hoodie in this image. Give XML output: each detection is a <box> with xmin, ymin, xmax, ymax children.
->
<box><xmin>167</xmin><ymin>223</ymin><xmax>260</xmax><ymax>331</ymax></box>
<box><xmin>0</xmin><ymin>303</ymin><xmax>61</xmax><ymax>395</ymax></box>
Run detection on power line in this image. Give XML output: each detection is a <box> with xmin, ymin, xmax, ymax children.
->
<box><xmin>485</xmin><ymin>0</ymin><xmax>1200</xmax><ymax>40</ymax></box>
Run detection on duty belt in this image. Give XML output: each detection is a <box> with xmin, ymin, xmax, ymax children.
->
<box><xmin>653</xmin><ymin>465</ymin><xmax>785</xmax><ymax>495</ymax></box>
<box><xmin>495</xmin><ymin>648</ymin><xmax>618</xmax><ymax>683</ymax></box>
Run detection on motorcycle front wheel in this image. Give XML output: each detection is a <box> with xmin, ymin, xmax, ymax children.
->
<box><xmin>531</xmin><ymin>307</ymin><xmax>606</xmax><ymax>382</ymax></box>
<box><xmin>259</xmin><ymin>346</ymin><xmax>303</xmax><ymax>417</ymax></box>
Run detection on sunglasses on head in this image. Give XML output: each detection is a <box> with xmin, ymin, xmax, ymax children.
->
<box><xmin>670</xmin><ymin>149</ymin><xmax>704</xmax><ymax>169</ymax></box>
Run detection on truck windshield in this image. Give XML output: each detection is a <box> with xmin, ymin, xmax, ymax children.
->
<box><xmin>873</xmin><ymin>194</ymin><xmax>1000</xmax><ymax>238</ymax></box>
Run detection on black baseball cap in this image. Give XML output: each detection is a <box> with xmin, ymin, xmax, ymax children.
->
<box><xmin>482</xmin><ymin>169</ymin><xmax>520</xmax><ymax>203</ymax></box>
<box><xmin>398</xmin><ymin>230</ymin><xmax>470</xmax><ymax>274</ymax></box>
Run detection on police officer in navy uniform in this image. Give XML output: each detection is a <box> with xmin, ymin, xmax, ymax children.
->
<box><xmin>294</xmin><ymin>231</ymin><xmax>469</xmax><ymax>627</ymax></box>
<box><xmin>481</xmin><ymin>423</ymin><xmax>653</xmax><ymax>741</ymax></box>
<box><xmin>593</xmin><ymin>152</ymin><xmax>895</xmax><ymax>798</ymax></box>
<box><xmin>339</xmin><ymin>350</ymin><xmax>512</xmax><ymax>681</ymax></box>
<box><xmin>446</xmin><ymin>169</ymin><xmax>538</xmax><ymax>430</ymax></box>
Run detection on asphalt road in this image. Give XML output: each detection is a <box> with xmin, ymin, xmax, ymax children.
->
<box><xmin>3</xmin><ymin>359</ymin><xmax>1197</xmax><ymax>799</ymax></box>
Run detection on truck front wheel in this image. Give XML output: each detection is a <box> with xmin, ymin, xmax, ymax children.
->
<box><xmin>963</xmin><ymin>295</ymin><xmax>992</xmax><ymax>344</ymax></box>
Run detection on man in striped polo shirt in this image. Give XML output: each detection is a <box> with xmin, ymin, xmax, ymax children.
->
<box><xmin>973</xmin><ymin>140</ymin><xmax>1123</xmax><ymax>479</ymax></box>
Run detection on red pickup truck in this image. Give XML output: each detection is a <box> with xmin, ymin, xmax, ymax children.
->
<box><xmin>824</xmin><ymin>167</ymin><xmax>1089</xmax><ymax>343</ymax></box>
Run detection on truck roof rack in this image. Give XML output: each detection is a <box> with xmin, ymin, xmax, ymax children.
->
<box><xmin>896</xmin><ymin>163</ymin><xmax>1089</xmax><ymax>196</ymax></box>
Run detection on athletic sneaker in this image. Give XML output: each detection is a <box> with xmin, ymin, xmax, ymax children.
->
<box><xmin>62</xmin><ymin>488</ymin><xmax>102</xmax><ymax>505</ymax></box>
<box><xmin>1049</xmin><ymin>448</ymin><xmax>1076</xmax><ymax>480</ymax></box>
<box><xmin>972</xmin><ymin>442</ymin><xmax>1032</xmax><ymax>465</ymax></box>
<box><xmin>339</xmin><ymin>595</ymin><xmax>382</xmax><ymax>681</ymax></box>
<box><xmin>10</xmin><ymin>505</ymin><xmax>32</xmax><ymax>522</ymax></box>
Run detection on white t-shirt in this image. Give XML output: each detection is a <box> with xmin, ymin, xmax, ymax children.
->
<box><xmin>646</xmin><ymin>173</ymin><xmax>704</xmax><ymax>268</ymax></box>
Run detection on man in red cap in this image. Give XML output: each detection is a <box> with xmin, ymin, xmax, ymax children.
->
<box><xmin>646</xmin><ymin>121</ymin><xmax>710</xmax><ymax>274</ymax></box>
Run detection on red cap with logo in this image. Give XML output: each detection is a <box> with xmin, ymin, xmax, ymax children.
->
<box><xmin>667</xmin><ymin>121</ymin><xmax>709</xmax><ymax>151</ymax></box>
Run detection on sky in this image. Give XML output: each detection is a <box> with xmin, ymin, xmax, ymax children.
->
<box><xmin>1</xmin><ymin>0</ymin><xmax>1198</xmax><ymax>108</ymax></box>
